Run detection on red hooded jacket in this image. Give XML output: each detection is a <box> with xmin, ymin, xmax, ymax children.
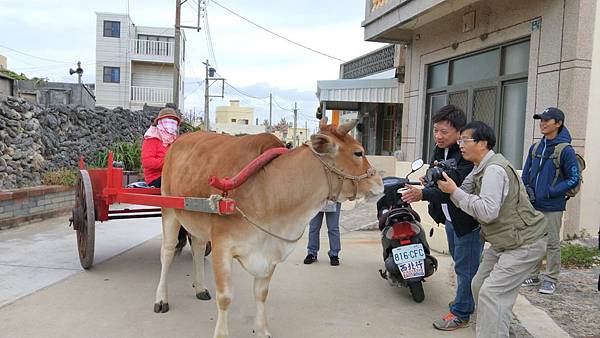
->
<box><xmin>141</xmin><ymin>137</ymin><xmax>171</xmax><ymax>184</ymax></box>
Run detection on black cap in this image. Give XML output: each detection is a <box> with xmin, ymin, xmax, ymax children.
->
<box><xmin>533</xmin><ymin>107</ymin><xmax>565</xmax><ymax>121</ymax></box>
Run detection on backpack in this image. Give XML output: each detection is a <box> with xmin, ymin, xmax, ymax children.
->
<box><xmin>531</xmin><ymin>142</ymin><xmax>586</xmax><ymax>198</ymax></box>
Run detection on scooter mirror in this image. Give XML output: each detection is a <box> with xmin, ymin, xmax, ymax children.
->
<box><xmin>411</xmin><ymin>159</ymin><xmax>424</xmax><ymax>172</ymax></box>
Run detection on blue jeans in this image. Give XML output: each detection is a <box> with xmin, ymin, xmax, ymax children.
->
<box><xmin>445</xmin><ymin>221</ymin><xmax>483</xmax><ymax>321</ymax></box>
<box><xmin>307</xmin><ymin>202</ymin><xmax>341</xmax><ymax>258</ymax></box>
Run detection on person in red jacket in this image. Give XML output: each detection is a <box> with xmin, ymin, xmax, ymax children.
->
<box><xmin>142</xmin><ymin>108</ymin><xmax>188</xmax><ymax>253</ymax></box>
<box><xmin>142</xmin><ymin>108</ymin><xmax>180</xmax><ymax>187</ymax></box>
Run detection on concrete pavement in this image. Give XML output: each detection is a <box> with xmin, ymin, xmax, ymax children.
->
<box><xmin>0</xmin><ymin>216</ymin><xmax>474</xmax><ymax>338</ymax></box>
<box><xmin>0</xmin><ymin>212</ymin><xmax>162</xmax><ymax>308</ymax></box>
<box><xmin>0</xmin><ymin>201</ymin><xmax>567</xmax><ymax>338</ymax></box>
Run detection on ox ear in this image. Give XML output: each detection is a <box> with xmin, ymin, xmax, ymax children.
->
<box><xmin>336</xmin><ymin>119</ymin><xmax>358</xmax><ymax>135</ymax></box>
<box><xmin>310</xmin><ymin>133</ymin><xmax>338</xmax><ymax>156</ymax></box>
<box><xmin>319</xmin><ymin>116</ymin><xmax>328</xmax><ymax>131</ymax></box>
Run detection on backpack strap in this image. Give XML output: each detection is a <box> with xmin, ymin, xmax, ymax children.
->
<box><xmin>551</xmin><ymin>143</ymin><xmax>570</xmax><ymax>186</ymax></box>
<box><xmin>528</xmin><ymin>142</ymin><xmax>541</xmax><ymax>185</ymax></box>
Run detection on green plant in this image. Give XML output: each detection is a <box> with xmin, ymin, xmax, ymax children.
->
<box><xmin>42</xmin><ymin>168</ymin><xmax>79</xmax><ymax>186</ymax></box>
<box><xmin>560</xmin><ymin>243</ymin><xmax>600</xmax><ymax>268</ymax></box>
<box><xmin>90</xmin><ymin>140</ymin><xmax>142</xmax><ymax>172</ymax></box>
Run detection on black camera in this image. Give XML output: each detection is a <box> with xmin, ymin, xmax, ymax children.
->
<box><xmin>425</xmin><ymin>159</ymin><xmax>457</xmax><ymax>187</ymax></box>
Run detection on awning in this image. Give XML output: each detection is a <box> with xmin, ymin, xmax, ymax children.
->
<box><xmin>316</xmin><ymin>78</ymin><xmax>403</xmax><ymax>111</ymax></box>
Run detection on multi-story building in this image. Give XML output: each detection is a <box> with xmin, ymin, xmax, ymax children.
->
<box><xmin>214</xmin><ymin>100</ymin><xmax>265</xmax><ymax>135</ymax></box>
<box><xmin>95</xmin><ymin>12</ymin><xmax>185</xmax><ymax>111</ymax></box>
<box><xmin>361</xmin><ymin>0</ymin><xmax>598</xmax><ymax>236</ymax></box>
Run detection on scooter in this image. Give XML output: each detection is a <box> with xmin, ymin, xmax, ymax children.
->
<box><xmin>377</xmin><ymin>159</ymin><xmax>438</xmax><ymax>303</ymax></box>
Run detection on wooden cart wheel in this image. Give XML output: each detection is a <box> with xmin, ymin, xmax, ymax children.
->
<box><xmin>73</xmin><ymin>170</ymin><xmax>95</xmax><ymax>269</ymax></box>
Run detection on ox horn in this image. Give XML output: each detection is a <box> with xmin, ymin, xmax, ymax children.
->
<box><xmin>337</xmin><ymin>119</ymin><xmax>358</xmax><ymax>135</ymax></box>
<box><xmin>319</xmin><ymin>116</ymin><xmax>328</xmax><ymax>130</ymax></box>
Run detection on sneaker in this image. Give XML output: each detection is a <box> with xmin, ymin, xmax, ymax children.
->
<box><xmin>522</xmin><ymin>277</ymin><xmax>540</xmax><ymax>287</ymax></box>
<box><xmin>538</xmin><ymin>280</ymin><xmax>556</xmax><ymax>294</ymax></box>
<box><xmin>433</xmin><ymin>312</ymin><xmax>469</xmax><ymax>331</ymax></box>
<box><xmin>303</xmin><ymin>254</ymin><xmax>317</xmax><ymax>264</ymax></box>
<box><xmin>329</xmin><ymin>256</ymin><xmax>340</xmax><ymax>266</ymax></box>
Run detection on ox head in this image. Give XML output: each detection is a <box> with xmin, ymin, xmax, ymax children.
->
<box><xmin>308</xmin><ymin>117</ymin><xmax>384</xmax><ymax>201</ymax></box>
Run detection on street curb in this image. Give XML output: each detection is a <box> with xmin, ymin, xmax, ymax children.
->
<box><xmin>513</xmin><ymin>294</ymin><xmax>572</xmax><ymax>338</ymax></box>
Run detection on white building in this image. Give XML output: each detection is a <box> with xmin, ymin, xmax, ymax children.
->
<box><xmin>95</xmin><ymin>12</ymin><xmax>185</xmax><ymax>111</ymax></box>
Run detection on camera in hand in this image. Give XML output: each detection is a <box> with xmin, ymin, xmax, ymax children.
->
<box><xmin>425</xmin><ymin>158</ymin><xmax>457</xmax><ymax>187</ymax></box>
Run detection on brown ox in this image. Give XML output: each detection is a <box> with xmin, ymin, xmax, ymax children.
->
<box><xmin>154</xmin><ymin>118</ymin><xmax>383</xmax><ymax>338</ymax></box>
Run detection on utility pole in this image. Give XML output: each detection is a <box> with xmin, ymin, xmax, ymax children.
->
<box><xmin>269</xmin><ymin>93</ymin><xmax>272</xmax><ymax>132</ymax></box>
<box><xmin>305</xmin><ymin>120</ymin><xmax>308</xmax><ymax>142</ymax></box>
<box><xmin>173</xmin><ymin>0</ymin><xmax>182</xmax><ymax>108</ymax></box>
<box><xmin>173</xmin><ymin>0</ymin><xmax>202</xmax><ymax>110</ymax></box>
<box><xmin>202</xmin><ymin>59</ymin><xmax>225</xmax><ymax>131</ymax></box>
<box><xmin>204</xmin><ymin>59</ymin><xmax>210</xmax><ymax>131</ymax></box>
<box><xmin>293</xmin><ymin>102</ymin><xmax>298</xmax><ymax>147</ymax></box>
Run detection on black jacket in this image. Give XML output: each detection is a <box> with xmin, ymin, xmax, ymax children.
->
<box><xmin>421</xmin><ymin>144</ymin><xmax>479</xmax><ymax>237</ymax></box>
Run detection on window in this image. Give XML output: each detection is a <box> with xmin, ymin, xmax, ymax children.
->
<box><xmin>103</xmin><ymin>67</ymin><xmax>120</xmax><ymax>83</ymax></box>
<box><xmin>424</xmin><ymin>39</ymin><xmax>531</xmax><ymax>167</ymax></box>
<box><xmin>103</xmin><ymin>21</ymin><xmax>120</xmax><ymax>38</ymax></box>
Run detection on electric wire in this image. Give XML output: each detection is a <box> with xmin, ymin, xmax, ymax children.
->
<box><xmin>209</xmin><ymin>0</ymin><xmax>346</xmax><ymax>63</ymax></box>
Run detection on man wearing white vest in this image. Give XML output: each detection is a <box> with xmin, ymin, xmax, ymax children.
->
<box><xmin>438</xmin><ymin>121</ymin><xmax>548</xmax><ymax>338</ymax></box>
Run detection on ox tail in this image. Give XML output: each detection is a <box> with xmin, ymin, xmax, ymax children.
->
<box><xmin>174</xmin><ymin>227</ymin><xmax>188</xmax><ymax>256</ymax></box>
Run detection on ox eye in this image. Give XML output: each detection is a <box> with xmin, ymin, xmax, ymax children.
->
<box><xmin>354</xmin><ymin>151</ymin><xmax>363</xmax><ymax>157</ymax></box>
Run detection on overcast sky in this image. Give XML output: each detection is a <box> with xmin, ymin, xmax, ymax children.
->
<box><xmin>0</xmin><ymin>0</ymin><xmax>385</xmax><ymax>131</ymax></box>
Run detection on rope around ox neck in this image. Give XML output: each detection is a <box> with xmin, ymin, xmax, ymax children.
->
<box><xmin>235</xmin><ymin>206</ymin><xmax>306</xmax><ymax>243</ymax></box>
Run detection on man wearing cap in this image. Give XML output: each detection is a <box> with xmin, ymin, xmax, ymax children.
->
<box><xmin>521</xmin><ymin>107</ymin><xmax>581</xmax><ymax>294</ymax></box>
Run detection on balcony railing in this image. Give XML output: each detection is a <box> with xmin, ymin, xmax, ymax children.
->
<box><xmin>131</xmin><ymin>86</ymin><xmax>172</xmax><ymax>104</ymax></box>
<box><xmin>130</xmin><ymin>39</ymin><xmax>174</xmax><ymax>57</ymax></box>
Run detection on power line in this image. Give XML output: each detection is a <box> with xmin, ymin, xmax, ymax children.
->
<box><xmin>0</xmin><ymin>44</ymin><xmax>75</xmax><ymax>65</ymax></box>
<box><xmin>272</xmin><ymin>97</ymin><xmax>293</xmax><ymax>111</ymax></box>
<box><xmin>184</xmin><ymin>81</ymin><xmax>204</xmax><ymax>98</ymax></box>
<box><xmin>209</xmin><ymin>0</ymin><xmax>346</xmax><ymax>63</ymax></box>
<box><xmin>223</xmin><ymin>80</ymin><xmax>270</xmax><ymax>101</ymax></box>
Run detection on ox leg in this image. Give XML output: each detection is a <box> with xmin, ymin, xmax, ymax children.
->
<box><xmin>153</xmin><ymin>208</ymin><xmax>180</xmax><ymax>313</ymax></box>
<box><xmin>253</xmin><ymin>267</ymin><xmax>275</xmax><ymax>338</ymax></box>
<box><xmin>190</xmin><ymin>235</ymin><xmax>211</xmax><ymax>300</ymax></box>
<box><xmin>212</xmin><ymin>245</ymin><xmax>233</xmax><ymax>338</ymax></box>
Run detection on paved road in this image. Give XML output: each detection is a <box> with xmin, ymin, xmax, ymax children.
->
<box><xmin>0</xmin><ymin>207</ymin><xmax>473</xmax><ymax>338</ymax></box>
<box><xmin>0</xmin><ymin>213</ymin><xmax>162</xmax><ymax>308</ymax></box>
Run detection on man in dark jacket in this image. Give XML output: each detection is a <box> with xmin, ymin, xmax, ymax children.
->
<box><xmin>521</xmin><ymin>107</ymin><xmax>581</xmax><ymax>294</ymax></box>
<box><xmin>402</xmin><ymin>105</ymin><xmax>482</xmax><ymax>331</ymax></box>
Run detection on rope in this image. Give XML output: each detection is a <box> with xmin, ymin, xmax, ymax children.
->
<box><xmin>235</xmin><ymin>206</ymin><xmax>305</xmax><ymax>243</ymax></box>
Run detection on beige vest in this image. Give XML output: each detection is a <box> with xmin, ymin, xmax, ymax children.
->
<box><xmin>473</xmin><ymin>153</ymin><xmax>547</xmax><ymax>251</ymax></box>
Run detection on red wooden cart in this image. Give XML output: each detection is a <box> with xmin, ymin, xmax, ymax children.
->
<box><xmin>70</xmin><ymin>148</ymin><xmax>288</xmax><ymax>269</ymax></box>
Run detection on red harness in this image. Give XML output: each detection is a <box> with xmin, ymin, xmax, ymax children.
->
<box><xmin>208</xmin><ymin>147</ymin><xmax>289</xmax><ymax>196</ymax></box>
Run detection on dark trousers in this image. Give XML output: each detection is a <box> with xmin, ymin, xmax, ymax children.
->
<box><xmin>446</xmin><ymin>221</ymin><xmax>483</xmax><ymax>321</ymax></box>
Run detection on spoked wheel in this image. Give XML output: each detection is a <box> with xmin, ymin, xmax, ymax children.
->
<box><xmin>72</xmin><ymin>170</ymin><xmax>95</xmax><ymax>269</ymax></box>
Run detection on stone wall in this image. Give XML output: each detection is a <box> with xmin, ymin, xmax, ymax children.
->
<box><xmin>0</xmin><ymin>95</ymin><xmax>156</xmax><ymax>189</ymax></box>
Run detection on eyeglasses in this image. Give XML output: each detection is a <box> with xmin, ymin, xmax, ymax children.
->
<box><xmin>457</xmin><ymin>138</ymin><xmax>475</xmax><ymax>146</ymax></box>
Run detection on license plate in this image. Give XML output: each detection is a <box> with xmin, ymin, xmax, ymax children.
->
<box><xmin>398</xmin><ymin>260</ymin><xmax>425</xmax><ymax>279</ymax></box>
<box><xmin>392</xmin><ymin>244</ymin><xmax>426</xmax><ymax>279</ymax></box>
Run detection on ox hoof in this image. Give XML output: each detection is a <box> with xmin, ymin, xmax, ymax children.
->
<box><xmin>252</xmin><ymin>329</ymin><xmax>272</xmax><ymax>338</ymax></box>
<box><xmin>196</xmin><ymin>289</ymin><xmax>211</xmax><ymax>301</ymax></box>
<box><xmin>153</xmin><ymin>301</ymin><xmax>169</xmax><ymax>313</ymax></box>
